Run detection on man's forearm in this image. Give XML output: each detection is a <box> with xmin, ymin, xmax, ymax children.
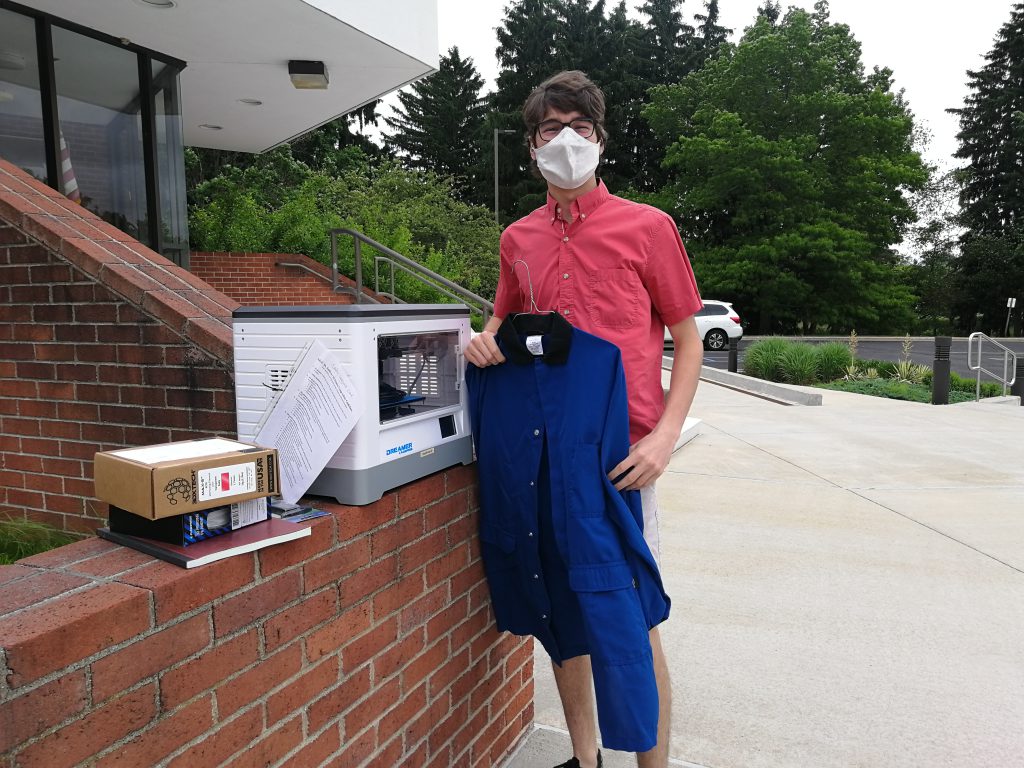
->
<box><xmin>654</xmin><ymin>318</ymin><xmax>703</xmax><ymax>440</ymax></box>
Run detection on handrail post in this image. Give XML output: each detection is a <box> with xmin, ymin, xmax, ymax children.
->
<box><xmin>353</xmin><ymin>237</ymin><xmax>362</xmax><ymax>305</ymax></box>
<box><xmin>330</xmin><ymin>232</ymin><xmax>338</xmax><ymax>292</ymax></box>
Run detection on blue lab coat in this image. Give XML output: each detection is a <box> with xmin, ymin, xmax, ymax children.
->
<box><xmin>465</xmin><ymin>312</ymin><xmax>670</xmax><ymax>752</ymax></box>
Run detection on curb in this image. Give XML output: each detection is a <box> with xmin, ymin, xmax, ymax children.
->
<box><xmin>693</xmin><ymin>364</ymin><xmax>823</xmax><ymax>406</ymax></box>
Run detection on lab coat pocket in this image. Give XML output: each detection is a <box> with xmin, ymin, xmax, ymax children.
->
<box><xmin>568</xmin><ymin>561</ymin><xmax>634</xmax><ymax>592</ymax></box>
<box><xmin>569</xmin><ymin>442</ymin><xmax>605</xmax><ymax>518</ymax></box>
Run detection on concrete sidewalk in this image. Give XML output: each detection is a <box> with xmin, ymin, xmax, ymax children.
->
<box><xmin>506</xmin><ymin>377</ymin><xmax>1024</xmax><ymax>767</ymax></box>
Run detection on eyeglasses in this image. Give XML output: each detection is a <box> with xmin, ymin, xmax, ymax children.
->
<box><xmin>535</xmin><ymin>117</ymin><xmax>596</xmax><ymax>142</ymax></box>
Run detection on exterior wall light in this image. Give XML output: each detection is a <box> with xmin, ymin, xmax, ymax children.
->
<box><xmin>288</xmin><ymin>60</ymin><xmax>329</xmax><ymax>90</ymax></box>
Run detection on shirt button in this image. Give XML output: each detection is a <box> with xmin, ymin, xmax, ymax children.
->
<box><xmin>563</xmin><ymin>309</ymin><xmax>570</xmax><ymax>316</ymax></box>
<box><xmin>562</xmin><ymin>236</ymin><xmax>569</xmax><ymax>243</ymax></box>
<box><xmin>533</xmin><ymin>428</ymin><xmax>540</xmax><ymax>436</ymax></box>
<box><xmin>580</xmin><ymin>213</ymin><xmax>587</xmax><ymax>220</ymax></box>
<box><xmin>562</xmin><ymin>273</ymin><xmax>569</xmax><ymax>279</ymax></box>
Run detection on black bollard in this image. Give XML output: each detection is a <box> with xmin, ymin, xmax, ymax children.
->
<box><xmin>932</xmin><ymin>336</ymin><xmax>952</xmax><ymax>405</ymax></box>
<box><xmin>728</xmin><ymin>337</ymin><xmax>739</xmax><ymax>373</ymax></box>
<box><xmin>1011</xmin><ymin>357</ymin><xmax>1024</xmax><ymax>406</ymax></box>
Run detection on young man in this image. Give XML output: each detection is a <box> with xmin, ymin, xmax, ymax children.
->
<box><xmin>464</xmin><ymin>70</ymin><xmax>703</xmax><ymax>768</ymax></box>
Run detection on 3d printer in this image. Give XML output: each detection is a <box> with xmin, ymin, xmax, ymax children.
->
<box><xmin>233</xmin><ymin>304</ymin><xmax>473</xmax><ymax>505</ymax></box>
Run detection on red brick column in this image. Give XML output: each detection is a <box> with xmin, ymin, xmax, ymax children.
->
<box><xmin>0</xmin><ymin>466</ymin><xmax>533</xmax><ymax>767</ymax></box>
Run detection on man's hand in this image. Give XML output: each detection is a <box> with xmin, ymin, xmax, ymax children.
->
<box><xmin>608</xmin><ymin>427</ymin><xmax>676</xmax><ymax>491</ymax></box>
<box><xmin>465</xmin><ymin>330</ymin><xmax>506</xmax><ymax>368</ymax></box>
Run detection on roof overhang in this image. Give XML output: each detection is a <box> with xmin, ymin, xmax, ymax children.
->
<box><xmin>11</xmin><ymin>0</ymin><xmax>438</xmax><ymax>153</ymax></box>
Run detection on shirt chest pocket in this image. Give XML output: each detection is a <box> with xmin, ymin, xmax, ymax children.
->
<box><xmin>586</xmin><ymin>268</ymin><xmax>641</xmax><ymax>329</ymax></box>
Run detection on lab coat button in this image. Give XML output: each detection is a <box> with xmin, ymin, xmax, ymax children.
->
<box><xmin>529</xmin><ymin>480</ymin><xmax>535</xmax><ymax>486</ymax></box>
<box><xmin>533</xmin><ymin>428</ymin><xmax>540</xmax><ymax>436</ymax></box>
<box><xmin>533</xmin><ymin>573</ymin><xmax>539</xmax><ymax>579</ymax></box>
<box><xmin>541</xmin><ymin>614</ymin><xmax>548</xmax><ymax>620</ymax></box>
<box><xmin>527</xmin><ymin>531</ymin><xmax>534</xmax><ymax>537</ymax></box>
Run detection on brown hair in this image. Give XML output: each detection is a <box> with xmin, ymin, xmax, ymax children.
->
<box><xmin>522</xmin><ymin>70</ymin><xmax>608</xmax><ymax>146</ymax></box>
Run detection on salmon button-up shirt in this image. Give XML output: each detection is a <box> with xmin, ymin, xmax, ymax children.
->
<box><xmin>494</xmin><ymin>181</ymin><xmax>702</xmax><ymax>444</ymax></box>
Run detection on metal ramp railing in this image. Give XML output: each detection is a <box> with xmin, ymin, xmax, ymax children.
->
<box><xmin>328</xmin><ymin>228</ymin><xmax>494</xmax><ymax>327</ymax></box>
<box><xmin>967</xmin><ymin>332</ymin><xmax>1018</xmax><ymax>400</ymax></box>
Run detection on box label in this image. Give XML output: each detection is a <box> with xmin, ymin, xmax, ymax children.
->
<box><xmin>231</xmin><ymin>497</ymin><xmax>267</xmax><ymax>528</ymax></box>
<box><xmin>195</xmin><ymin>462</ymin><xmax>257</xmax><ymax>502</ymax></box>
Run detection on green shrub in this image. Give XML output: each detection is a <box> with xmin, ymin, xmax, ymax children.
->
<box><xmin>0</xmin><ymin>518</ymin><xmax>75</xmax><ymax>565</ymax></box>
<box><xmin>742</xmin><ymin>337</ymin><xmax>790</xmax><ymax>381</ymax></box>
<box><xmin>820</xmin><ymin>378</ymin><xmax>998</xmax><ymax>403</ymax></box>
<box><xmin>949</xmin><ymin>371</ymin><xmax>1005</xmax><ymax>397</ymax></box>
<box><xmin>857</xmin><ymin>358</ymin><xmax>898</xmax><ymax>378</ymax></box>
<box><xmin>780</xmin><ymin>343</ymin><xmax>819</xmax><ymax>385</ymax></box>
<box><xmin>815</xmin><ymin>342</ymin><xmax>853</xmax><ymax>382</ymax></box>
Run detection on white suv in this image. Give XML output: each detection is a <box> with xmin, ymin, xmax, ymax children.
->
<box><xmin>665</xmin><ymin>300</ymin><xmax>743</xmax><ymax>351</ymax></box>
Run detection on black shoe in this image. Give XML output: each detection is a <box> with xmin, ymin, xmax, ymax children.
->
<box><xmin>553</xmin><ymin>754</ymin><xmax>602</xmax><ymax>768</ymax></box>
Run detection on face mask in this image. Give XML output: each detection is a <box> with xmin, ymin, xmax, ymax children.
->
<box><xmin>533</xmin><ymin>126</ymin><xmax>600</xmax><ymax>189</ymax></box>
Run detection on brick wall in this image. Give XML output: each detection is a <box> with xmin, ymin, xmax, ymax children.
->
<box><xmin>0</xmin><ymin>158</ymin><xmax>534</xmax><ymax>765</ymax></box>
<box><xmin>0</xmin><ymin>466</ymin><xmax>534</xmax><ymax>767</ymax></box>
<box><xmin>0</xmin><ymin>166</ymin><xmax>239</xmax><ymax>534</ymax></box>
<box><xmin>190</xmin><ymin>252</ymin><xmax>371</xmax><ymax>306</ymax></box>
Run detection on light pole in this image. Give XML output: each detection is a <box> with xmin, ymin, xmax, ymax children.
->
<box><xmin>493</xmin><ymin>128</ymin><xmax>516</xmax><ymax>224</ymax></box>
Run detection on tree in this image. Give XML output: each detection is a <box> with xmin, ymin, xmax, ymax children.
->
<box><xmin>692</xmin><ymin>0</ymin><xmax>731</xmax><ymax>66</ymax></box>
<box><xmin>384</xmin><ymin>47</ymin><xmax>488</xmax><ymax>199</ymax></box>
<box><xmin>904</xmin><ymin>169</ymin><xmax>961</xmax><ymax>334</ymax></box>
<box><xmin>189</xmin><ymin>148</ymin><xmax>501</xmax><ymax>310</ymax></box>
<box><xmin>949</xmin><ymin>4</ymin><xmax>1024</xmax><ymax>332</ymax></box>
<box><xmin>185</xmin><ymin>103</ymin><xmax>382</xmax><ymax>195</ymax></box>
<box><xmin>644</xmin><ymin>4</ymin><xmax>927</xmax><ymax>334</ymax></box>
<box><xmin>756</xmin><ymin>2</ymin><xmax>782</xmax><ymax>26</ymax></box>
<box><xmin>950</xmin><ymin>4</ymin><xmax>1024</xmax><ymax>236</ymax></box>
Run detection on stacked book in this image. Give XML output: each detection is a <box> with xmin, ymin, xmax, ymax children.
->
<box><xmin>93</xmin><ymin>438</ymin><xmax>312</xmax><ymax>568</ymax></box>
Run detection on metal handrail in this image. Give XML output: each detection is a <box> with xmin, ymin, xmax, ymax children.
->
<box><xmin>967</xmin><ymin>332</ymin><xmax>1018</xmax><ymax>399</ymax></box>
<box><xmin>328</xmin><ymin>228</ymin><xmax>494</xmax><ymax>325</ymax></box>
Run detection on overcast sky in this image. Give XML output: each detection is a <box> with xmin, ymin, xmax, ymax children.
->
<box><xmin>432</xmin><ymin>0</ymin><xmax>1016</xmax><ymax>171</ymax></box>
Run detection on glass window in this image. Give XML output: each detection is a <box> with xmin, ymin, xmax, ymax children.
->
<box><xmin>378</xmin><ymin>332</ymin><xmax>461</xmax><ymax>424</ymax></box>
<box><xmin>152</xmin><ymin>59</ymin><xmax>189</xmax><ymax>264</ymax></box>
<box><xmin>51</xmin><ymin>26</ymin><xmax>148</xmax><ymax>241</ymax></box>
<box><xmin>0</xmin><ymin>9</ymin><xmax>47</xmax><ymax>182</ymax></box>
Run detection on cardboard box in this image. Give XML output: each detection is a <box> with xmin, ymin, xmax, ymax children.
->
<box><xmin>94</xmin><ymin>438</ymin><xmax>279</xmax><ymax>519</ymax></box>
<box><xmin>108</xmin><ymin>497</ymin><xmax>270</xmax><ymax>546</ymax></box>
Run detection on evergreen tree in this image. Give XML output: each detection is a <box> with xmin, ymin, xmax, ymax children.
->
<box><xmin>757</xmin><ymin>2</ymin><xmax>782</xmax><ymax>26</ymax></box>
<box><xmin>693</xmin><ymin>0</ymin><xmax>732</xmax><ymax>66</ymax></box>
<box><xmin>949</xmin><ymin>3</ymin><xmax>1024</xmax><ymax>331</ymax></box>
<box><xmin>492</xmin><ymin>0</ymin><xmax>562</xmax><ymax>220</ymax></box>
<box><xmin>638</xmin><ymin>0</ymin><xmax>695</xmax><ymax>82</ymax></box>
<box><xmin>384</xmin><ymin>47</ymin><xmax>487</xmax><ymax>199</ymax></box>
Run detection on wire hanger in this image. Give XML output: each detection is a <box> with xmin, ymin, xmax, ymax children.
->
<box><xmin>510</xmin><ymin>259</ymin><xmax>553</xmax><ymax>316</ymax></box>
